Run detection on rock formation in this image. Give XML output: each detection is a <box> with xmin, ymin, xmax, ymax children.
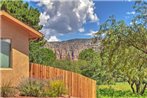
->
<box><xmin>45</xmin><ymin>38</ymin><xmax>100</xmax><ymax>60</ymax></box>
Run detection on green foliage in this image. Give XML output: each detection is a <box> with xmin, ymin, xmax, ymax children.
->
<box><xmin>0</xmin><ymin>82</ymin><xmax>16</xmax><ymax>97</ymax></box>
<box><xmin>52</xmin><ymin>59</ymin><xmax>88</xmax><ymax>73</ymax></box>
<box><xmin>97</xmin><ymin>88</ymin><xmax>147</xmax><ymax>98</ymax></box>
<box><xmin>29</xmin><ymin>38</ymin><xmax>56</xmax><ymax>65</ymax></box>
<box><xmin>97</xmin><ymin>82</ymin><xmax>147</xmax><ymax>97</ymax></box>
<box><xmin>95</xmin><ymin>1</ymin><xmax>147</xmax><ymax>95</ymax></box>
<box><xmin>78</xmin><ymin>48</ymin><xmax>109</xmax><ymax>85</ymax></box>
<box><xmin>43</xmin><ymin>80</ymin><xmax>67</xmax><ymax>97</ymax></box>
<box><xmin>18</xmin><ymin>78</ymin><xmax>44</xmax><ymax>97</ymax></box>
<box><xmin>79</xmin><ymin>48</ymin><xmax>98</xmax><ymax>77</ymax></box>
<box><xmin>97</xmin><ymin>88</ymin><xmax>128</xmax><ymax>97</ymax></box>
<box><xmin>79</xmin><ymin>48</ymin><xmax>97</xmax><ymax>62</ymax></box>
<box><xmin>96</xmin><ymin>5</ymin><xmax>147</xmax><ymax>95</ymax></box>
<box><xmin>96</xmin><ymin>16</ymin><xmax>147</xmax><ymax>94</ymax></box>
<box><xmin>133</xmin><ymin>1</ymin><xmax>147</xmax><ymax>27</ymax></box>
<box><xmin>18</xmin><ymin>78</ymin><xmax>67</xmax><ymax>97</ymax></box>
<box><xmin>0</xmin><ymin>0</ymin><xmax>42</xmax><ymax>30</ymax></box>
<box><xmin>99</xmin><ymin>82</ymin><xmax>131</xmax><ymax>91</ymax></box>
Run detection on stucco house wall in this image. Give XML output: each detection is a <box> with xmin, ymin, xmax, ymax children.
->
<box><xmin>0</xmin><ymin>14</ymin><xmax>30</xmax><ymax>87</ymax></box>
<box><xmin>0</xmin><ymin>11</ymin><xmax>42</xmax><ymax>86</ymax></box>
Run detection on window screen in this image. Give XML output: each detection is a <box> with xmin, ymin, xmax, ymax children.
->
<box><xmin>0</xmin><ymin>39</ymin><xmax>11</xmax><ymax>68</ymax></box>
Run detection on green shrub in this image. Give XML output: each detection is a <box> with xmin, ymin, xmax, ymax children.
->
<box><xmin>97</xmin><ymin>88</ymin><xmax>132</xmax><ymax>97</ymax></box>
<box><xmin>52</xmin><ymin>60</ymin><xmax>88</xmax><ymax>74</ymax></box>
<box><xmin>97</xmin><ymin>88</ymin><xmax>147</xmax><ymax>97</ymax></box>
<box><xmin>18</xmin><ymin>78</ymin><xmax>44</xmax><ymax>97</ymax></box>
<box><xmin>43</xmin><ymin>80</ymin><xmax>67</xmax><ymax>97</ymax></box>
<box><xmin>29</xmin><ymin>39</ymin><xmax>56</xmax><ymax>65</ymax></box>
<box><xmin>18</xmin><ymin>78</ymin><xmax>67</xmax><ymax>97</ymax></box>
<box><xmin>0</xmin><ymin>82</ymin><xmax>16</xmax><ymax>97</ymax></box>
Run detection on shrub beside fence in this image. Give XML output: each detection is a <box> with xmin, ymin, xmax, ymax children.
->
<box><xmin>29</xmin><ymin>63</ymin><xmax>96</xmax><ymax>98</ymax></box>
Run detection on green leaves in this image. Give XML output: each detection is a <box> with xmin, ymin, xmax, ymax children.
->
<box><xmin>29</xmin><ymin>38</ymin><xmax>56</xmax><ymax>65</ymax></box>
<box><xmin>79</xmin><ymin>48</ymin><xmax>97</xmax><ymax>62</ymax></box>
<box><xmin>95</xmin><ymin>1</ymin><xmax>147</xmax><ymax>94</ymax></box>
<box><xmin>0</xmin><ymin>0</ymin><xmax>42</xmax><ymax>30</ymax></box>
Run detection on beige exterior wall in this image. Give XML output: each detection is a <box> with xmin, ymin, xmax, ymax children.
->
<box><xmin>0</xmin><ymin>16</ymin><xmax>30</xmax><ymax>86</ymax></box>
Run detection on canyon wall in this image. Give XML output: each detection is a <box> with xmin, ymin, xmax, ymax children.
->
<box><xmin>45</xmin><ymin>38</ymin><xmax>100</xmax><ymax>60</ymax></box>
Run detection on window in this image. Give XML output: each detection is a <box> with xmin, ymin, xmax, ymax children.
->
<box><xmin>0</xmin><ymin>39</ymin><xmax>11</xmax><ymax>68</ymax></box>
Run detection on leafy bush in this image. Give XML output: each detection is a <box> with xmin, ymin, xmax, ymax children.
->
<box><xmin>79</xmin><ymin>48</ymin><xmax>97</xmax><ymax>62</ymax></box>
<box><xmin>29</xmin><ymin>38</ymin><xmax>56</xmax><ymax>65</ymax></box>
<box><xmin>43</xmin><ymin>80</ymin><xmax>67</xmax><ymax>97</ymax></box>
<box><xmin>18</xmin><ymin>78</ymin><xmax>67</xmax><ymax>97</ymax></box>
<box><xmin>97</xmin><ymin>88</ymin><xmax>128</xmax><ymax>97</ymax></box>
<box><xmin>52</xmin><ymin>59</ymin><xmax>88</xmax><ymax>73</ymax></box>
<box><xmin>18</xmin><ymin>78</ymin><xmax>44</xmax><ymax>97</ymax></box>
<box><xmin>0</xmin><ymin>82</ymin><xmax>16</xmax><ymax>97</ymax></box>
<box><xmin>97</xmin><ymin>88</ymin><xmax>147</xmax><ymax>98</ymax></box>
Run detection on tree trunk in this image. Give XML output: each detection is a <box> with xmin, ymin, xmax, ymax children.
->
<box><xmin>140</xmin><ymin>84</ymin><xmax>147</xmax><ymax>95</ymax></box>
<box><xmin>129</xmin><ymin>81</ymin><xmax>135</xmax><ymax>93</ymax></box>
<box><xmin>135</xmin><ymin>82</ymin><xmax>140</xmax><ymax>94</ymax></box>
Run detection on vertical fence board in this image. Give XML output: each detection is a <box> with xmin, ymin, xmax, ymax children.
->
<box><xmin>29</xmin><ymin>63</ymin><xmax>96</xmax><ymax>98</ymax></box>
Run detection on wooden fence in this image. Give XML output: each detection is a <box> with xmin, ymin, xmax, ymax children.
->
<box><xmin>29</xmin><ymin>63</ymin><xmax>96</xmax><ymax>98</ymax></box>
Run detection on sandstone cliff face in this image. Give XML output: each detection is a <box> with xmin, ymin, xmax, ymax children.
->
<box><xmin>45</xmin><ymin>38</ymin><xmax>100</xmax><ymax>60</ymax></box>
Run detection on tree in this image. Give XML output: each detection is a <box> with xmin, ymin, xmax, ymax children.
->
<box><xmin>122</xmin><ymin>1</ymin><xmax>147</xmax><ymax>94</ymax></box>
<box><xmin>79</xmin><ymin>49</ymin><xmax>108</xmax><ymax>84</ymax></box>
<box><xmin>125</xmin><ymin>1</ymin><xmax>147</xmax><ymax>56</ymax></box>
<box><xmin>79</xmin><ymin>48</ymin><xmax>96</xmax><ymax>62</ymax></box>
<box><xmin>78</xmin><ymin>49</ymin><xmax>96</xmax><ymax>77</ymax></box>
<box><xmin>29</xmin><ymin>38</ymin><xmax>56</xmax><ymax>65</ymax></box>
<box><xmin>0</xmin><ymin>0</ymin><xmax>42</xmax><ymax>30</ymax></box>
<box><xmin>95</xmin><ymin>1</ymin><xmax>147</xmax><ymax>94</ymax></box>
<box><xmin>96</xmin><ymin>15</ymin><xmax>147</xmax><ymax>95</ymax></box>
<box><xmin>132</xmin><ymin>1</ymin><xmax>147</xmax><ymax>28</ymax></box>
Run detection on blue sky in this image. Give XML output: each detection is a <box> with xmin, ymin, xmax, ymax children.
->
<box><xmin>94</xmin><ymin>1</ymin><xmax>134</xmax><ymax>24</ymax></box>
<box><xmin>25</xmin><ymin>0</ymin><xmax>135</xmax><ymax>41</ymax></box>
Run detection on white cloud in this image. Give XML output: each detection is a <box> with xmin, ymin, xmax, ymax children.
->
<box><xmin>39</xmin><ymin>12</ymin><xmax>50</xmax><ymax>26</ymax></box>
<box><xmin>47</xmin><ymin>36</ymin><xmax>60</xmax><ymax>42</ymax></box>
<box><xmin>126</xmin><ymin>11</ymin><xmax>136</xmax><ymax>15</ymax></box>
<box><xmin>86</xmin><ymin>30</ymin><xmax>97</xmax><ymax>37</ymax></box>
<box><xmin>32</xmin><ymin>0</ymin><xmax>98</xmax><ymax>40</ymax></box>
<box><xmin>79</xmin><ymin>28</ymin><xmax>85</xmax><ymax>32</ymax></box>
<box><xmin>130</xmin><ymin>22</ymin><xmax>133</xmax><ymax>25</ymax></box>
<box><xmin>129</xmin><ymin>20</ymin><xmax>140</xmax><ymax>26</ymax></box>
<box><xmin>128</xmin><ymin>0</ymin><xmax>132</xmax><ymax>2</ymax></box>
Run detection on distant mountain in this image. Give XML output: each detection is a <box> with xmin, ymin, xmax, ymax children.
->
<box><xmin>45</xmin><ymin>38</ymin><xmax>101</xmax><ymax>60</ymax></box>
<box><xmin>48</xmin><ymin>38</ymin><xmax>92</xmax><ymax>43</ymax></box>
